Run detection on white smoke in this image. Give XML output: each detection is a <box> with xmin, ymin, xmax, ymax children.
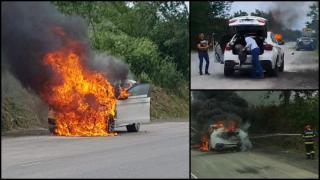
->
<box><xmin>239</xmin><ymin>122</ymin><xmax>252</xmax><ymax>151</ymax></box>
<box><xmin>239</xmin><ymin>129</ymin><xmax>252</xmax><ymax>151</ymax></box>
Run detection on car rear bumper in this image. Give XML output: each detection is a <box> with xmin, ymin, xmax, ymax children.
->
<box><xmin>225</xmin><ymin>59</ymin><xmax>273</xmax><ymax>71</ymax></box>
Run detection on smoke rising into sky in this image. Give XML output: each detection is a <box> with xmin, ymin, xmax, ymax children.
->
<box><xmin>230</xmin><ymin>1</ymin><xmax>316</xmax><ymax>30</ymax></box>
<box><xmin>1</xmin><ymin>2</ymin><xmax>128</xmax><ymax>96</ymax></box>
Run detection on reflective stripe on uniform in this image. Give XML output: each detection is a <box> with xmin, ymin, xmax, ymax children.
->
<box><xmin>303</xmin><ymin>135</ymin><xmax>315</xmax><ymax>138</ymax></box>
<box><xmin>304</xmin><ymin>142</ymin><xmax>314</xmax><ymax>144</ymax></box>
<box><xmin>306</xmin><ymin>153</ymin><xmax>311</xmax><ymax>155</ymax></box>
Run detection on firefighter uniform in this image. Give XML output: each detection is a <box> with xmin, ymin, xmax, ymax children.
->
<box><xmin>302</xmin><ymin>129</ymin><xmax>316</xmax><ymax>159</ymax></box>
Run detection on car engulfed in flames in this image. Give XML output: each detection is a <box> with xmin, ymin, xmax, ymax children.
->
<box><xmin>199</xmin><ymin>120</ymin><xmax>241</xmax><ymax>152</ymax></box>
<box><xmin>45</xmin><ymin>27</ymin><xmax>150</xmax><ymax>136</ymax></box>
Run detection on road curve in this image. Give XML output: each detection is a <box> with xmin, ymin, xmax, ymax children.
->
<box><xmin>1</xmin><ymin>122</ymin><xmax>189</xmax><ymax>178</ymax></box>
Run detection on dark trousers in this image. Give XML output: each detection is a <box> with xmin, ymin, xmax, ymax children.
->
<box><xmin>251</xmin><ymin>48</ymin><xmax>263</xmax><ymax>78</ymax></box>
<box><xmin>198</xmin><ymin>51</ymin><xmax>209</xmax><ymax>74</ymax></box>
<box><xmin>305</xmin><ymin>143</ymin><xmax>315</xmax><ymax>158</ymax></box>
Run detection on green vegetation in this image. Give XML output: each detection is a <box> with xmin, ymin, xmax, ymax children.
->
<box><xmin>151</xmin><ymin>85</ymin><xmax>188</xmax><ymax>120</ymax></box>
<box><xmin>190</xmin><ymin>1</ymin><xmax>231</xmax><ymax>50</ymax></box>
<box><xmin>246</xmin><ymin>91</ymin><xmax>319</xmax><ymax>133</ymax></box>
<box><xmin>52</xmin><ymin>1</ymin><xmax>189</xmax><ymax>90</ymax></box>
<box><xmin>1</xmin><ymin>71</ymin><xmax>48</xmax><ymax>133</ymax></box>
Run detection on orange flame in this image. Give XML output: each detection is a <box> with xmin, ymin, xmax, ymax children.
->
<box><xmin>199</xmin><ymin>134</ymin><xmax>209</xmax><ymax>152</ymax></box>
<box><xmin>211</xmin><ymin>120</ymin><xmax>237</xmax><ymax>133</ymax></box>
<box><xmin>117</xmin><ymin>87</ymin><xmax>130</xmax><ymax>100</ymax></box>
<box><xmin>274</xmin><ymin>34</ymin><xmax>282</xmax><ymax>42</ymax></box>
<box><xmin>42</xmin><ymin>27</ymin><xmax>116</xmax><ymax>136</ymax></box>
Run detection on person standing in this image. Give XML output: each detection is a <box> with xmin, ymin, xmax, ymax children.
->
<box><xmin>302</xmin><ymin>124</ymin><xmax>316</xmax><ymax>159</ymax></box>
<box><xmin>244</xmin><ymin>36</ymin><xmax>264</xmax><ymax>78</ymax></box>
<box><xmin>197</xmin><ymin>33</ymin><xmax>210</xmax><ymax>75</ymax></box>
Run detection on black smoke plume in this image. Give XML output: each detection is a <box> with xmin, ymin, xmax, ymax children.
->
<box><xmin>1</xmin><ymin>2</ymin><xmax>128</xmax><ymax>95</ymax></box>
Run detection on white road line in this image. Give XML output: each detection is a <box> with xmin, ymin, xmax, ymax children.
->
<box><xmin>191</xmin><ymin>172</ymin><xmax>198</xmax><ymax>179</ymax></box>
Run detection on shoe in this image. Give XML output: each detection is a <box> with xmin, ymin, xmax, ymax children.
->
<box><xmin>200</xmin><ymin>72</ymin><xmax>203</xmax><ymax>75</ymax></box>
<box><xmin>205</xmin><ymin>72</ymin><xmax>211</xmax><ymax>75</ymax></box>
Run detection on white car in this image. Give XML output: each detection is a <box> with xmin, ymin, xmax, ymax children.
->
<box><xmin>48</xmin><ymin>84</ymin><xmax>151</xmax><ymax>134</ymax></box>
<box><xmin>224</xmin><ymin>16</ymin><xmax>284</xmax><ymax>77</ymax></box>
<box><xmin>209</xmin><ymin>128</ymin><xmax>242</xmax><ymax>152</ymax></box>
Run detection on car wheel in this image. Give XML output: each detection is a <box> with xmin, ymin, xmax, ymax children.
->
<box><xmin>269</xmin><ymin>57</ymin><xmax>279</xmax><ymax>77</ymax></box>
<box><xmin>224</xmin><ymin>66</ymin><xmax>235</xmax><ymax>76</ymax></box>
<box><xmin>279</xmin><ymin>55</ymin><xmax>284</xmax><ymax>72</ymax></box>
<box><xmin>107</xmin><ymin>117</ymin><xmax>115</xmax><ymax>133</ymax></box>
<box><xmin>48</xmin><ymin>118</ymin><xmax>56</xmax><ymax>134</ymax></box>
<box><xmin>126</xmin><ymin>123</ymin><xmax>140</xmax><ymax>132</ymax></box>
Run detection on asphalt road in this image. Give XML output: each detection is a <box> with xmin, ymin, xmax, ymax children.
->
<box><xmin>1</xmin><ymin>122</ymin><xmax>189</xmax><ymax>178</ymax></box>
<box><xmin>191</xmin><ymin>42</ymin><xmax>319</xmax><ymax>89</ymax></box>
<box><xmin>191</xmin><ymin>149</ymin><xmax>319</xmax><ymax>178</ymax></box>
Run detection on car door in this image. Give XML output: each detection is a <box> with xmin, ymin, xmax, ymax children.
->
<box><xmin>115</xmin><ymin>84</ymin><xmax>150</xmax><ymax>126</ymax></box>
<box><xmin>269</xmin><ymin>32</ymin><xmax>282</xmax><ymax>67</ymax></box>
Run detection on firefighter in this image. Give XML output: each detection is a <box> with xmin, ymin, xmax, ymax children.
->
<box><xmin>302</xmin><ymin>124</ymin><xmax>316</xmax><ymax>159</ymax></box>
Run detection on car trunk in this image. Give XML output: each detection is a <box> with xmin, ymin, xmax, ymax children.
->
<box><xmin>231</xmin><ymin>25</ymin><xmax>267</xmax><ymax>55</ymax></box>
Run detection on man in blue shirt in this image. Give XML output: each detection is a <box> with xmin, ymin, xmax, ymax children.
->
<box><xmin>244</xmin><ymin>36</ymin><xmax>264</xmax><ymax>78</ymax></box>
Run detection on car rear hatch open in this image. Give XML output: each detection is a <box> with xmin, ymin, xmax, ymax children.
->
<box><xmin>228</xmin><ymin>16</ymin><xmax>267</xmax><ymax>56</ymax></box>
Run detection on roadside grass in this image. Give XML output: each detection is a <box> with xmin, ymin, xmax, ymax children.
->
<box><xmin>150</xmin><ymin>85</ymin><xmax>189</xmax><ymax>121</ymax></box>
<box><xmin>251</xmin><ymin>135</ymin><xmax>319</xmax><ymax>155</ymax></box>
<box><xmin>1</xmin><ymin>72</ymin><xmax>48</xmax><ymax>134</ymax></box>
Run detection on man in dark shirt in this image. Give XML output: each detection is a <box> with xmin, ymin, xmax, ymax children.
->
<box><xmin>197</xmin><ymin>33</ymin><xmax>210</xmax><ymax>75</ymax></box>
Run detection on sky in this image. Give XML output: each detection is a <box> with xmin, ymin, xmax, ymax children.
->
<box><xmin>230</xmin><ymin>1</ymin><xmax>316</xmax><ymax>30</ymax></box>
<box><xmin>236</xmin><ymin>91</ymin><xmax>280</xmax><ymax>106</ymax></box>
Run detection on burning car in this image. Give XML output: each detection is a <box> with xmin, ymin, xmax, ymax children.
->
<box><xmin>224</xmin><ymin>16</ymin><xmax>285</xmax><ymax>77</ymax></box>
<box><xmin>48</xmin><ymin>83</ymin><xmax>150</xmax><ymax>135</ymax></box>
<box><xmin>200</xmin><ymin>120</ymin><xmax>242</xmax><ymax>152</ymax></box>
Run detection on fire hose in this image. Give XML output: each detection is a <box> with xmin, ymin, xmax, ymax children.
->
<box><xmin>250</xmin><ymin>133</ymin><xmax>302</xmax><ymax>139</ymax></box>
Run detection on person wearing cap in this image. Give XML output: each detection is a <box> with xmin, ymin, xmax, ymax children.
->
<box><xmin>302</xmin><ymin>124</ymin><xmax>316</xmax><ymax>159</ymax></box>
<box><xmin>243</xmin><ymin>36</ymin><xmax>264</xmax><ymax>78</ymax></box>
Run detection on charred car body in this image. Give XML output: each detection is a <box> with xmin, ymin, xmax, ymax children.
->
<box><xmin>48</xmin><ymin>83</ymin><xmax>151</xmax><ymax>134</ymax></box>
<box><xmin>224</xmin><ymin>16</ymin><xmax>285</xmax><ymax>77</ymax></box>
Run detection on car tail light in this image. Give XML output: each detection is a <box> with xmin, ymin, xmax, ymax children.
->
<box><xmin>229</xmin><ymin>19</ymin><xmax>237</xmax><ymax>24</ymax></box>
<box><xmin>225</xmin><ymin>43</ymin><xmax>232</xmax><ymax>51</ymax></box>
<box><xmin>264</xmin><ymin>44</ymin><xmax>273</xmax><ymax>50</ymax></box>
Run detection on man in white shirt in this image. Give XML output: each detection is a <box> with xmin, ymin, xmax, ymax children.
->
<box><xmin>244</xmin><ymin>36</ymin><xmax>264</xmax><ymax>78</ymax></box>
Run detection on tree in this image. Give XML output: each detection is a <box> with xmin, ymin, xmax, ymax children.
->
<box><xmin>52</xmin><ymin>1</ymin><xmax>188</xmax><ymax>91</ymax></box>
<box><xmin>232</xmin><ymin>10</ymin><xmax>248</xmax><ymax>18</ymax></box>
<box><xmin>190</xmin><ymin>1</ymin><xmax>231</xmax><ymax>50</ymax></box>
<box><xmin>306</xmin><ymin>2</ymin><xmax>319</xmax><ymax>44</ymax></box>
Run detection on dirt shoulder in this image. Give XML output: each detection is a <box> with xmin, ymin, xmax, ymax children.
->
<box><xmin>251</xmin><ymin>135</ymin><xmax>319</xmax><ymax>174</ymax></box>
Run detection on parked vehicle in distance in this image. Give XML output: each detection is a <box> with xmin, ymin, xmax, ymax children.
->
<box><xmin>296</xmin><ymin>37</ymin><xmax>316</xmax><ymax>51</ymax></box>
